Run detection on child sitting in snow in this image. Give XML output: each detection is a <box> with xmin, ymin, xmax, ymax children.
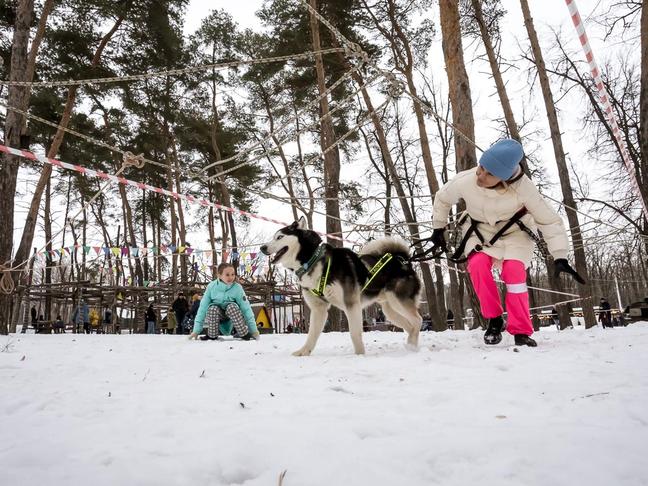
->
<box><xmin>189</xmin><ymin>263</ymin><xmax>259</xmax><ymax>341</ymax></box>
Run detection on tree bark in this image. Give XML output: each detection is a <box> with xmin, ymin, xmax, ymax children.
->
<box><xmin>44</xmin><ymin>176</ymin><xmax>52</xmax><ymax>320</ymax></box>
<box><xmin>520</xmin><ymin>0</ymin><xmax>596</xmax><ymax>328</ymax></box>
<box><xmin>638</xmin><ymin>0</ymin><xmax>648</xmax><ymax>226</ymax></box>
<box><xmin>439</xmin><ymin>0</ymin><xmax>477</xmax><ymax>172</ymax></box>
<box><xmin>308</xmin><ymin>0</ymin><xmax>343</xmax><ymax>247</ymax></box>
<box><xmin>0</xmin><ymin>0</ymin><xmax>34</xmax><ymax>335</ymax></box>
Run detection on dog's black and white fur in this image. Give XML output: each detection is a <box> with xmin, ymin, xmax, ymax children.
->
<box><xmin>260</xmin><ymin>217</ymin><xmax>422</xmax><ymax>355</ymax></box>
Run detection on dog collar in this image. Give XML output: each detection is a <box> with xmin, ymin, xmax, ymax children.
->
<box><xmin>295</xmin><ymin>243</ymin><xmax>327</xmax><ymax>279</ymax></box>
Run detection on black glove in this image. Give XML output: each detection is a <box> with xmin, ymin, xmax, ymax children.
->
<box><xmin>431</xmin><ymin>228</ymin><xmax>447</xmax><ymax>253</ymax></box>
<box><xmin>553</xmin><ymin>258</ymin><xmax>586</xmax><ymax>284</ymax></box>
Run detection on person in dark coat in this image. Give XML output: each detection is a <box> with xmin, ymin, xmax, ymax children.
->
<box><xmin>182</xmin><ymin>293</ymin><xmax>202</xmax><ymax>334</ymax></box>
<box><xmin>598</xmin><ymin>298</ymin><xmax>612</xmax><ymax>328</ymax></box>
<box><xmin>446</xmin><ymin>309</ymin><xmax>455</xmax><ymax>330</ymax></box>
<box><xmin>54</xmin><ymin>315</ymin><xmax>65</xmax><ymax>334</ymax></box>
<box><xmin>145</xmin><ymin>304</ymin><xmax>157</xmax><ymax>334</ymax></box>
<box><xmin>171</xmin><ymin>292</ymin><xmax>189</xmax><ymax>334</ymax></box>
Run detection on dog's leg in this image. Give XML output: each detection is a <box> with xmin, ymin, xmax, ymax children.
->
<box><xmin>385</xmin><ymin>295</ymin><xmax>422</xmax><ymax>349</ymax></box>
<box><xmin>345</xmin><ymin>304</ymin><xmax>365</xmax><ymax>355</ymax></box>
<box><xmin>381</xmin><ymin>302</ymin><xmax>412</xmax><ymax>334</ymax></box>
<box><xmin>293</xmin><ymin>295</ymin><xmax>329</xmax><ymax>356</ymax></box>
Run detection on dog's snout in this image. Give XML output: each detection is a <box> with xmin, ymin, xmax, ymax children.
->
<box><xmin>260</xmin><ymin>245</ymin><xmax>268</xmax><ymax>255</ymax></box>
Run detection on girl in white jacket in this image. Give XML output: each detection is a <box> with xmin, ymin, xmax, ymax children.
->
<box><xmin>431</xmin><ymin>139</ymin><xmax>584</xmax><ymax>347</ymax></box>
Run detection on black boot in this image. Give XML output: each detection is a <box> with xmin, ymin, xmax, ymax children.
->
<box><xmin>514</xmin><ymin>334</ymin><xmax>537</xmax><ymax>347</ymax></box>
<box><xmin>200</xmin><ymin>334</ymin><xmax>219</xmax><ymax>341</ymax></box>
<box><xmin>484</xmin><ymin>316</ymin><xmax>505</xmax><ymax>345</ymax></box>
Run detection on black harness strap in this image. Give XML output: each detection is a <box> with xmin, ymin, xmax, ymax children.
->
<box><xmin>487</xmin><ymin>207</ymin><xmax>529</xmax><ymax>246</ymax></box>
<box><xmin>410</xmin><ymin>206</ymin><xmax>544</xmax><ymax>264</ymax></box>
<box><xmin>449</xmin><ymin>214</ymin><xmax>485</xmax><ymax>262</ymax></box>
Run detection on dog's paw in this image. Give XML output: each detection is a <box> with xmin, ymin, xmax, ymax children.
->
<box><xmin>404</xmin><ymin>342</ymin><xmax>419</xmax><ymax>352</ymax></box>
<box><xmin>292</xmin><ymin>347</ymin><xmax>312</xmax><ymax>357</ymax></box>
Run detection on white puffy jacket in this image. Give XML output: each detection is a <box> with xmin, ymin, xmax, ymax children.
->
<box><xmin>432</xmin><ymin>167</ymin><xmax>569</xmax><ymax>267</ymax></box>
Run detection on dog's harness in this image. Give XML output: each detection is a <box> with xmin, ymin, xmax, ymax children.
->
<box><xmin>361</xmin><ymin>253</ymin><xmax>393</xmax><ymax>291</ymax></box>
<box><xmin>310</xmin><ymin>256</ymin><xmax>332</xmax><ymax>299</ymax></box>
<box><xmin>295</xmin><ymin>243</ymin><xmax>327</xmax><ymax>279</ymax></box>
<box><xmin>297</xmin><ymin>243</ymin><xmax>398</xmax><ymax>300</ymax></box>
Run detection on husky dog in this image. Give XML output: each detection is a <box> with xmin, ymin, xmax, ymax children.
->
<box><xmin>260</xmin><ymin>217</ymin><xmax>422</xmax><ymax>356</ymax></box>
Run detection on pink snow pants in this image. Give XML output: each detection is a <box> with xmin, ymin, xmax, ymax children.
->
<box><xmin>467</xmin><ymin>252</ymin><xmax>533</xmax><ymax>336</ymax></box>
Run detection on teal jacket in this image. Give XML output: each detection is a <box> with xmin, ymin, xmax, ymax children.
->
<box><xmin>193</xmin><ymin>279</ymin><xmax>258</xmax><ymax>335</ymax></box>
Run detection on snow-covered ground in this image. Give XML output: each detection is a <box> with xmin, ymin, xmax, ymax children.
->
<box><xmin>1</xmin><ymin>323</ymin><xmax>647</xmax><ymax>486</ymax></box>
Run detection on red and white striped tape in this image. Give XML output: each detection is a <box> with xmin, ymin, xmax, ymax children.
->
<box><xmin>0</xmin><ymin>143</ymin><xmax>356</xmax><ymax>246</ymax></box>
<box><xmin>565</xmin><ymin>0</ymin><xmax>647</xmax><ymax>217</ymax></box>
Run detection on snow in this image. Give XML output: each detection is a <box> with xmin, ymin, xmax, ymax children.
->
<box><xmin>1</xmin><ymin>324</ymin><xmax>647</xmax><ymax>486</ymax></box>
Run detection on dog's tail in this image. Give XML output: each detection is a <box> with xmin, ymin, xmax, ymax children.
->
<box><xmin>359</xmin><ymin>236</ymin><xmax>411</xmax><ymax>259</ymax></box>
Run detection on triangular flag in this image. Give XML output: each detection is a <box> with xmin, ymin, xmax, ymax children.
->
<box><xmin>111</xmin><ymin>247</ymin><xmax>120</xmax><ymax>257</ymax></box>
<box><xmin>84</xmin><ymin>246</ymin><xmax>91</xmax><ymax>255</ymax></box>
<box><xmin>131</xmin><ymin>247</ymin><xmax>139</xmax><ymax>257</ymax></box>
<box><xmin>121</xmin><ymin>246</ymin><xmax>129</xmax><ymax>256</ymax></box>
<box><xmin>168</xmin><ymin>244</ymin><xmax>177</xmax><ymax>253</ymax></box>
<box><xmin>178</xmin><ymin>245</ymin><xmax>186</xmax><ymax>254</ymax></box>
<box><xmin>186</xmin><ymin>247</ymin><xmax>194</xmax><ymax>255</ymax></box>
<box><xmin>160</xmin><ymin>244</ymin><xmax>167</xmax><ymax>253</ymax></box>
<box><xmin>103</xmin><ymin>247</ymin><xmax>111</xmax><ymax>256</ymax></box>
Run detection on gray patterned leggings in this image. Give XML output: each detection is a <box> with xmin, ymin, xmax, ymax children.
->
<box><xmin>205</xmin><ymin>304</ymin><xmax>249</xmax><ymax>339</ymax></box>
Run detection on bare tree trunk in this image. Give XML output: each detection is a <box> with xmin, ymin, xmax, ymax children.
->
<box><xmin>0</xmin><ymin>0</ymin><xmax>34</xmax><ymax>335</ymax></box>
<box><xmin>351</xmin><ymin>70</ymin><xmax>443</xmax><ymax>329</ymax></box>
<box><xmin>293</xmin><ymin>99</ymin><xmax>315</xmax><ymax>227</ymax></box>
<box><xmin>12</xmin><ymin>14</ymin><xmax>125</xmax><ymax>282</ymax></box>
<box><xmin>207</xmin><ymin>182</ymin><xmax>218</xmax><ymax>279</ymax></box>
<box><xmin>439</xmin><ymin>0</ymin><xmax>477</xmax><ymax>172</ymax></box>
<box><xmin>208</xmin><ymin>73</ymin><xmax>239</xmax><ymax>269</ymax></box>
<box><xmin>520</xmin><ymin>0</ymin><xmax>596</xmax><ymax>328</ymax></box>
<box><xmin>141</xmin><ymin>189</ymin><xmax>149</xmax><ymax>281</ymax></box>
<box><xmin>438</xmin><ymin>0</ymin><xmax>484</xmax><ymax>328</ymax></box>
<box><xmin>309</xmin><ymin>0</ymin><xmax>343</xmax><ymax>246</ymax></box>
<box><xmin>640</xmin><ymin>0</ymin><xmax>648</xmax><ymax>228</ymax></box>
<box><xmin>364</xmin><ymin>0</ymin><xmax>441</xmax><ymax>197</ymax></box>
<box><xmin>19</xmin><ymin>0</ymin><xmax>54</xmax><ymax>127</ymax></box>
<box><xmin>161</xmin><ymin>113</ymin><xmax>179</xmax><ymax>288</ymax></box>
<box><xmin>44</xmin><ymin>176</ymin><xmax>52</xmax><ymax>320</ymax></box>
<box><xmin>170</xmin><ymin>138</ymin><xmax>188</xmax><ymax>284</ymax></box>
<box><xmin>359</xmin><ymin>126</ymin><xmax>392</xmax><ymax>235</ymax></box>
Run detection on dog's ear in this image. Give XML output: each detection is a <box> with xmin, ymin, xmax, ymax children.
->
<box><xmin>297</xmin><ymin>216</ymin><xmax>307</xmax><ymax>229</ymax></box>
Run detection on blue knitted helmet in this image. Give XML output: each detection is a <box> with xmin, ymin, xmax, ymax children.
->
<box><xmin>478</xmin><ymin>139</ymin><xmax>524</xmax><ymax>181</ymax></box>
